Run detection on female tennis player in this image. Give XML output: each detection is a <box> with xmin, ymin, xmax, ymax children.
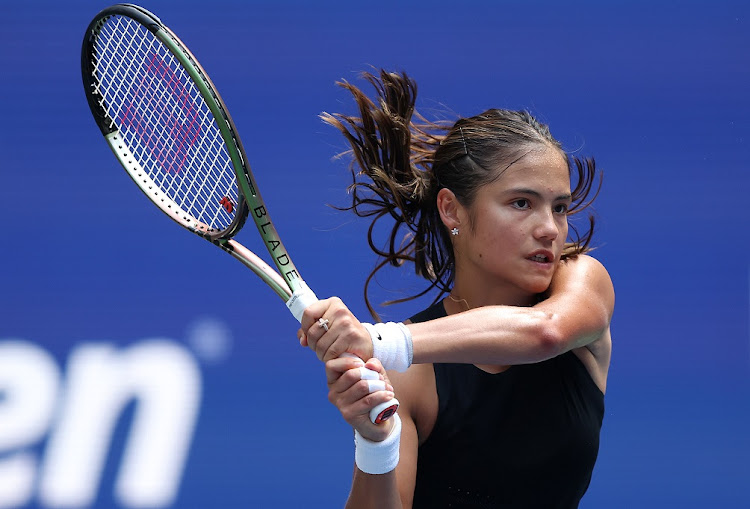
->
<box><xmin>300</xmin><ymin>70</ymin><xmax>614</xmax><ymax>508</ymax></box>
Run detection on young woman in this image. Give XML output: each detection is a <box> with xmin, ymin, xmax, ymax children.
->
<box><xmin>299</xmin><ymin>70</ymin><xmax>614</xmax><ymax>508</ymax></box>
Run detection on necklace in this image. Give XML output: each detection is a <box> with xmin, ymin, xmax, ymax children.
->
<box><xmin>448</xmin><ymin>293</ymin><xmax>471</xmax><ymax>312</ymax></box>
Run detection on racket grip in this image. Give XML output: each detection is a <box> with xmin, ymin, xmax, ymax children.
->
<box><xmin>340</xmin><ymin>353</ymin><xmax>398</xmax><ymax>424</ymax></box>
<box><xmin>286</xmin><ymin>281</ymin><xmax>318</xmax><ymax>322</ymax></box>
<box><xmin>370</xmin><ymin>399</ymin><xmax>400</xmax><ymax>424</ymax></box>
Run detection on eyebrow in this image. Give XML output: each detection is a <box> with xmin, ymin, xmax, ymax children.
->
<box><xmin>505</xmin><ymin>188</ymin><xmax>572</xmax><ymax>201</ymax></box>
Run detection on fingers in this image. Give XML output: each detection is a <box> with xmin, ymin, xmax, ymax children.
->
<box><xmin>363</xmin><ymin>357</ymin><xmax>386</xmax><ymax>376</ymax></box>
<box><xmin>342</xmin><ymin>390</ymin><xmax>397</xmax><ymax>426</ymax></box>
<box><xmin>299</xmin><ymin>297</ymin><xmax>372</xmax><ymax>362</ymax></box>
<box><xmin>325</xmin><ymin>355</ymin><xmax>367</xmax><ymax>384</ymax></box>
<box><xmin>297</xmin><ymin>328</ymin><xmax>308</xmax><ymax>347</ymax></box>
<box><xmin>301</xmin><ymin>298</ymin><xmax>396</xmax><ymax>429</ymax></box>
<box><xmin>326</xmin><ymin>357</ymin><xmax>391</xmax><ymax>389</ymax></box>
<box><xmin>300</xmin><ymin>297</ymin><xmax>340</xmax><ymax>332</ymax></box>
<box><xmin>326</xmin><ymin>358</ymin><xmax>395</xmax><ymax>421</ymax></box>
<box><xmin>300</xmin><ymin>297</ymin><xmax>341</xmax><ymax>358</ymax></box>
<box><xmin>330</xmin><ymin>379</ymin><xmax>396</xmax><ymax>425</ymax></box>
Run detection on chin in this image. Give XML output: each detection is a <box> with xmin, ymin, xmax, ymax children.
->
<box><xmin>525</xmin><ymin>278</ymin><xmax>553</xmax><ymax>295</ymax></box>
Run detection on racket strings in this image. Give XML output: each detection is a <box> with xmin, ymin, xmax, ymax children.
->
<box><xmin>91</xmin><ymin>15</ymin><xmax>240</xmax><ymax>232</ymax></box>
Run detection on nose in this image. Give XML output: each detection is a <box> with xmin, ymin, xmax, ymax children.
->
<box><xmin>533</xmin><ymin>210</ymin><xmax>560</xmax><ymax>242</ymax></box>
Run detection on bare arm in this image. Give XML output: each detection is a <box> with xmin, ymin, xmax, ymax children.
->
<box><xmin>409</xmin><ymin>254</ymin><xmax>614</xmax><ymax>365</ymax></box>
<box><xmin>301</xmin><ymin>255</ymin><xmax>613</xmax><ymax>367</ymax></box>
<box><xmin>345</xmin><ymin>413</ymin><xmax>419</xmax><ymax>509</ymax></box>
<box><xmin>326</xmin><ymin>358</ymin><xmax>423</xmax><ymax>509</ymax></box>
<box><xmin>346</xmin><ymin>469</ymin><xmax>402</xmax><ymax>509</ymax></box>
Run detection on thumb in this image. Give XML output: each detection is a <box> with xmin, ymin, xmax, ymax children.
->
<box><xmin>364</xmin><ymin>357</ymin><xmax>386</xmax><ymax>376</ymax></box>
<box><xmin>297</xmin><ymin>329</ymin><xmax>308</xmax><ymax>347</ymax></box>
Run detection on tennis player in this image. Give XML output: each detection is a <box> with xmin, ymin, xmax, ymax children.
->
<box><xmin>300</xmin><ymin>70</ymin><xmax>614</xmax><ymax>508</ymax></box>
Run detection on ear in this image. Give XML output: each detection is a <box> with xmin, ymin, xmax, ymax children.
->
<box><xmin>436</xmin><ymin>188</ymin><xmax>465</xmax><ymax>231</ymax></box>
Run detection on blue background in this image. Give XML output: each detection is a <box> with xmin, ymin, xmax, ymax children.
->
<box><xmin>1</xmin><ymin>0</ymin><xmax>749</xmax><ymax>507</ymax></box>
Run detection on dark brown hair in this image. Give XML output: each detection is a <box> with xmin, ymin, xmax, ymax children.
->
<box><xmin>322</xmin><ymin>70</ymin><xmax>600</xmax><ymax>318</ymax></box>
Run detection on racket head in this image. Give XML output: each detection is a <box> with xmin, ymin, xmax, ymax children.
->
<box><xmin>81</xmin><ymin>4</ymin><xmax>249</xmax><ymax>241</ymax></box>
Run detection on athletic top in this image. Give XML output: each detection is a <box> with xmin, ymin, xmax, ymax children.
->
<box><xmin>410</xmin><ymin>301</ymin><xmax>604</xmax><ymax>508</ymax></box>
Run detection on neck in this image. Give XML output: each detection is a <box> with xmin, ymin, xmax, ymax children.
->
<box><xmin>449</xmin><ymin>280</ymin><xmax>539</xmax><ymax>310</ymax></box>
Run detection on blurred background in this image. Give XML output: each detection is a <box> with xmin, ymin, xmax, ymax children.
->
<box><xmin>1</xmin><ymin>0</ymin><xmax>748</xmax><ymax>507</ymax></box>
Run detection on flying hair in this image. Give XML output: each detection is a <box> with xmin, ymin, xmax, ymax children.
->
<box><xmin>321</xmin><ymin>70</ymin><xmax>600</xmax><ymax>319</ymax></box>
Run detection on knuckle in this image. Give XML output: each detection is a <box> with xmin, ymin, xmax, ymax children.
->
<box><xmin>355</xmin><ymin>380</ymin><xmax>370</xmax><ymax>394</ymax></box>
<box><xmin>332</xmin><ymin>307</ymin><xmax>351</xmax><ymax>322</ymax></box>
<box><xmin>362</xmin><ymin>393</ymin><xmax>376</xmax><ymax>408</ymax></box>
<box><xmin>301</xmin><ymin>307</ymin><xmax>316</xmax><ymax>325</ymax></box>
<box><xmin>343</xmin><ymin>369</ymin><xmax>361</xmax><ymax>384</ymax></box>
<box><xmin>341</xmin><ymin>408</ymin><xmax>354</xmax><ymax>421</ymax></box>
<box><xmin>326</xmin><ymin>345</ymin><xmax>342</xmax><ymax>361</ymax></box>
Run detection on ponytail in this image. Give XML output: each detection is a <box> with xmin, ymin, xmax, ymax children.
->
<box><xmin>321</xmin><ymin>70</ymin><xmax>452</xmax><ymax>319</ymax></box>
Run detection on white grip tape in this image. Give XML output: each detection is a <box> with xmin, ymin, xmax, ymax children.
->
<box><xmin>354</xmin><ymin>413</ymin><xmax>402</xmax><ymax>474</ymax></box>
<box><xmin>285</xmin><ymin>282</ymin><xmax>318</xmax><ymax>322</ymax></box>
<box><xmin>357</xmin><ymin>367</ymin><xmax>380</xmax><ymax>381</ymax></box>
<box><xmin>367</xmin><ymin>380</ymin><xmax>386</xmax><ymax>393</ymax></box>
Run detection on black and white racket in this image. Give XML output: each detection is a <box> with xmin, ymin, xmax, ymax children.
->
<box><xmin>81</xmin><ymin>3</ymin><xmax>397</xmax><ymax>424</ymax></box>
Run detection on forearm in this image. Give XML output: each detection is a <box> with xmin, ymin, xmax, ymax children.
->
<box><xmin>346</xmin><ymin>469</ymin><xmax>403</xmax><ymax>509</ymax></box>
<box><xmin>402</xmin><ymin>258</ymin><xmax>614</xmax><ymax>367</ymax></box>
<box><xmin>407</xmin><ymin>305</ymin><xmax>566</xmax><ymax>366</ymax></box>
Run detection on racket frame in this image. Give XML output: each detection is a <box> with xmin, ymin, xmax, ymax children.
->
<box><xmin>82</xmin><ymin>3</ymin><xmax>397</xmax><ymax>424</ymax></box>
<box><xmin>82</xmin><ymin>3</ymin><xmax>300</xmax><ymax>301</ymax></box>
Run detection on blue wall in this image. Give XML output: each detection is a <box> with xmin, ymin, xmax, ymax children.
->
<box><xmin>1</xmin><ymin>1</ymin><xmax>748</xmax><ymax>507</ymax></box>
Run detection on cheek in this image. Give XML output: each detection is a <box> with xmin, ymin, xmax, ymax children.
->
<box><xmin>559</xmin><ymin>219</ymin><xmax>569</xmax><ymax>241</ymax></box>
<box><xmin>475</xmin><ymin>219</ymin><xmax>526</xmax><ymax>252</ymax></box>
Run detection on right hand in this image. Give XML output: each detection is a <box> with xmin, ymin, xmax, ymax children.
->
<box><xmin>326</xmin><ymin>356</ymin><xmax>397</xmax><ymax>442</ymax></box>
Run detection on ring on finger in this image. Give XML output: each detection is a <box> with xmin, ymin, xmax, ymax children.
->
<box><xmin>318</xmin><ymin>317</ymin><xmax>329</xmax><ymax>332</ymax></box>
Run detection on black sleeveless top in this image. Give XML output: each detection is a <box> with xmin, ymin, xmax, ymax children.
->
<box><xmin>410</xmin><ymin>302</ymin><xmax>604</xmax><ymax>508</ymax></box>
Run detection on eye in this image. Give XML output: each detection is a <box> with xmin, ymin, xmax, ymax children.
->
<box><xmin>511</xmin><ymin>199</ymin><xmax>530</xmax><ymax>210</ymax></box>
<box><xmin>554</xmin><ymin>203</ymin><xmax>569</xmax><ymax>214</ymax></box>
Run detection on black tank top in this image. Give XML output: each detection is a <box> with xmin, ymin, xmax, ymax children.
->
<box><xmin>410</xmin><ymin>302</ymin><xmax>604</xmax><ymax>508</ymax></box>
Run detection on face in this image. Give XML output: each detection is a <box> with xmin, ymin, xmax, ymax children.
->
<box><xmin>451</xmin><ymin>146</ymin><xmax>571</xmax><ymax>306</ymax></box>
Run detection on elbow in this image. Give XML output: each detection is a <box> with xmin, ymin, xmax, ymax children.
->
<box><xmin>534</xmin><ymin>312</ymin><xmax>566</xmax><ymax>359</ymax></box>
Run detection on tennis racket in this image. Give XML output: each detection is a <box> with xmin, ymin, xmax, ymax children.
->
<box><xmin>81</xmin><ymin>3</ymin><xmax>397</xmax><ymax>425</ymax></box>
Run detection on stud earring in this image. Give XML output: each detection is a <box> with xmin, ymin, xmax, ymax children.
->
<box><xmin>451</xmin><ymin>227</ymin><xmax>459</xmax><ymax>236</ymax></box>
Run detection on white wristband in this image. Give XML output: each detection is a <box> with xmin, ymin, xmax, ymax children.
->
<box><xmin>354</xmin><ymin>413</ymin><xmax>401</xmax><ymax>474</ymax></box>
<box><xmin>363</xmin><ymin>322</ymin><xmax>413</xmax><ymax>372</ymax></box>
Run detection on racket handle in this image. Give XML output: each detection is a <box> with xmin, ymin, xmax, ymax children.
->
<box><xmin>370</xmin><ymin>399</ymin><xmax>400</xmax><ymax>424</ymax></box>
<box><xmin>340</xmin><ymin>353</ymin><xmax>398</xmax><ymax>424</ymax></box>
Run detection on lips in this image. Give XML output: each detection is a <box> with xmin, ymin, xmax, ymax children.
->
<box><xmin>526</xmin><ymin>250</ymin><xmax>554</xmax><ymax>263</ymax></box>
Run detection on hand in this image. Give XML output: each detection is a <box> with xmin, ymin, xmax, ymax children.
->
<box><xmin>326</xmin><ymin>356</ymin><xmax>397</xmax><ymax>442</ymax></box>
<box><xmin>298</xmin><ymin>297</ymin><xmax>374</xmax><ymax>363</ymax></box>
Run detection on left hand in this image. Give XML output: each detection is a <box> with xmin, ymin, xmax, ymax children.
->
<box><xmin>298</xmin><ymin>297</ymin><xmax>374</xmax><ymax>363</ymax></box>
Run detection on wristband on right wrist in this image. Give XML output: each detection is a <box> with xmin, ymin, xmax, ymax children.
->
<box><xmin>354</xmin><ymin>413</ymin><xmax>402</xmax><ymax>474</ymax></box>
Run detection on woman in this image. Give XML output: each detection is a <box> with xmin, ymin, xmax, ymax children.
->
<box><xmin>299</xmin><ymin>70</ymin><xmax>614</xmax><ymax>508</ymax></box>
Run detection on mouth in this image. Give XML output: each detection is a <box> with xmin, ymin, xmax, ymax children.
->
<box><xmin>526</xmin><ymin>251</ymin><xmax>554</xmax><ymax>264</ymax></box>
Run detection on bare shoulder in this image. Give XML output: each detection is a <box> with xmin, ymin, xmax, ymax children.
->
<box><xmin>556</xmin><ymin>254</ymin><xmax>615</xmax><ymax>312</ymax></box>
<box><xmin>560</xmin><ymin>255</ymin><xmax>614</xmax><ymax>393</ymax></box>
<box><xmin>543</xmin><ymin>255</ymin><xmax>615</xmax><ymax>392</ymax></box>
